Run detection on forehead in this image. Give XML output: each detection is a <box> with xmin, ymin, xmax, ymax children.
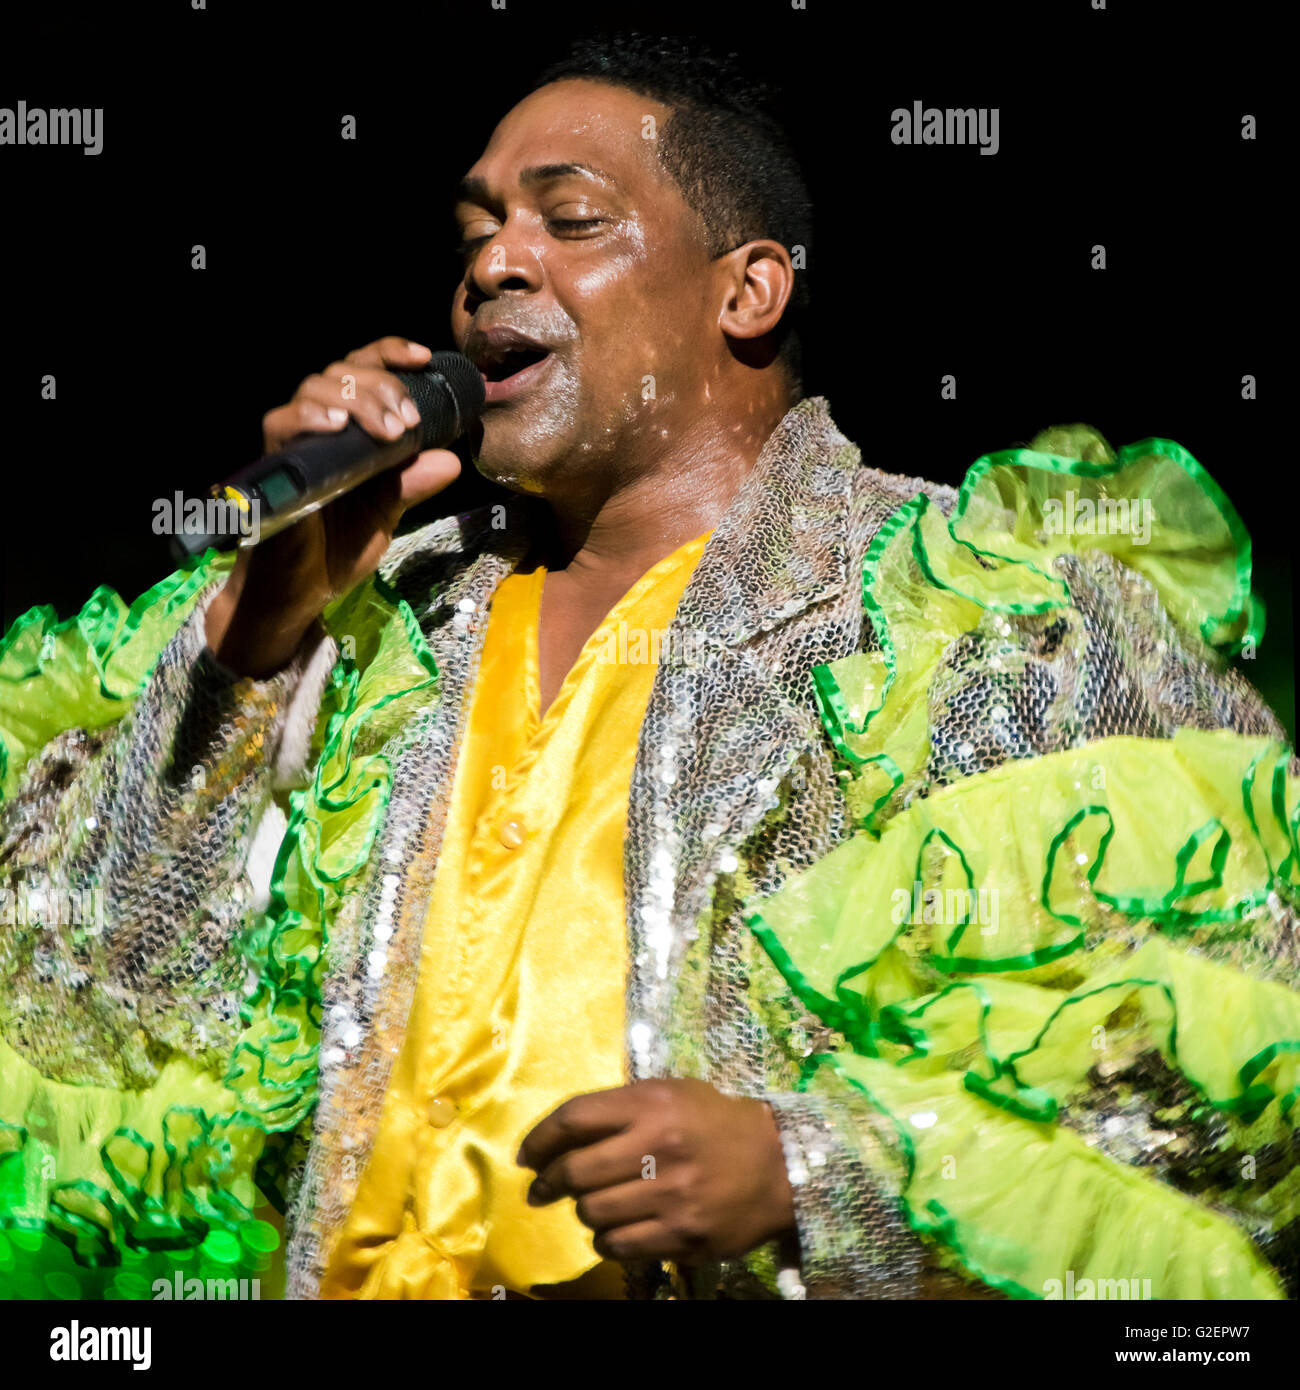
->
<box><xmin>465</xmin><ymin>79</ymin><xmax>676</xmax><ymax>198</ymax></box>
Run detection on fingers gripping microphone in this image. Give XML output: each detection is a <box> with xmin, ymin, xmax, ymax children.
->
<box><xmin>173</xmin><ymin>351</ymin><xmax>485</xmax><ymax>558</ymax></box>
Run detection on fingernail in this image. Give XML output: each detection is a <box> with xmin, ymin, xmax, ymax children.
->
<box><xmin>326</xmin><ymin>407</ymin><xmax>347</xmax><ymax>425</ymax></box>
<box><xmin>406</xmin><ymin>341</ymin><xmax>430</xmax><ymax>355</ymax></box>
<box><xmin>400</xmin><ymin>398</ymin><xmax>421</xmax><ymax>427</ymax></box>
<box><xmin>384</xmin><ymin>411</ymin><xmax>404</xmax><ymax>436</ymax></box>
<box><xmin>526</xmin><ymin>1180</ymin><xmax>552</xmax><ymax>1206</ymax></box>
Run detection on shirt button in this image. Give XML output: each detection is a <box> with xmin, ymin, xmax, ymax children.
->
<box><xmin>497</xmin><ymin>818</ymin><xmax>526</xmax><ymax>850</ymax></box>
<box><xmin>427</xmin><ymin>1097</ymin><xmax>457</xmax><ymax>1128</ymax></box>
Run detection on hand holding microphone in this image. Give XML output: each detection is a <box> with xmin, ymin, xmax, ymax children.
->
<box><xmin>204</xmin><ymin>337</ymin><xmax>482</xmax><ymax>678</ymax></box>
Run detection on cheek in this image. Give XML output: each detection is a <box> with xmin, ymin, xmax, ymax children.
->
<box><xmin>563</xmin><ymin>257</ymin><xmax>651</xmax><ymax>342</ymax></box>
<box><xmin>563</xmin><ymin>222</ymin><xmax>671</xmax><ymax>328</ymax></box>
<box><xmin>565</xmin><ymin>250</ymin><xmax>709</xmax><ymax>380</ymax></box>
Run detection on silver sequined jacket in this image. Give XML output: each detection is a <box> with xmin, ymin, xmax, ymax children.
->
<box><xmin>4</xmin><ymin>397</ymin><xmax>1288</xmax><ymax>1299</ymax></box>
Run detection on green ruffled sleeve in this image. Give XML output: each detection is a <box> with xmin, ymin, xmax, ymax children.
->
<box><xmin>0</xmin><ymin>553</ymin><xmax>233</xmax><ymax>802</ymax></box>
<box><xmin>747</xmin><ymin>431</ymin><xmax>1300</xmax><ymax>1300</ymax></box>
<box><xmin>0</xmin><ymin>555</ymin><xmax>446</xmax><ymax>1297</ymax></box>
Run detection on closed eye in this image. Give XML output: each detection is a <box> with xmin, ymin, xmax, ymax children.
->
<box><xmin>547</xmin><ymin>217</ymin><xmax>603</xmax><ymax>234</ymax></box>
<box><xmin>456</xmin><ymin>218</ymin><xmax>603</xmax><ymax>258</ymax></box>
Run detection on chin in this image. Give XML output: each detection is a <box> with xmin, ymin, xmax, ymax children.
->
<box><xmin>474</xmin><ymin>465</ymin><xmax>549</xmax><ymax>497</ymax></box>
<box><xmin>473</xmin><ymin>411</ymin><xmax>581</xmax><ymax>494</ymax></box>
<box><xmin>472</xmin><ymin>436</ymin><xmax>554</xmax><ymax>496</ymax></box>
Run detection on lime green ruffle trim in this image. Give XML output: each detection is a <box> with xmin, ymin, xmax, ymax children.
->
<box><xmin>954</xmin><ymin>436</ymin><xmax>1260</xmax><ymax>651</ymax></box>
<box><xmin>815</xmin><ymin>1052</ymin><xmax>1287</xmax><ymax>1300</ymax></box>
<box><xmin>0</xmin><ymin>552</ymin><xmax>235</xmax><ymax>802</ymax></box>
<box><xmin>0</xmin><ymin>558</ymin><xmax>442</xmax><ymax>1295</ymax></box>
<box><xmin>746</xmin><ymin>728</ymin><xmax>1300</xmax><ymax>1298</ymax></box>
<box><xmin>0</xmin><ymin>1042</ymin><xmax>286</xmax><ymax>1297</ymax></box>
<box><xmin>815</xmin><ymin>437</ymin><xmax>1264</xmax><ymax>830</ymax></box>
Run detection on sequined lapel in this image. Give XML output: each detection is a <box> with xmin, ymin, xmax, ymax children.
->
<box><xmin>622</xmin><ymin>397</ymin><xmax>862</xmax><ymax>1078</ymax></box>
<box><xmin>675</xmin><ymin>397</ymin><xmax>851</xmax><ymax>647</ymax></box>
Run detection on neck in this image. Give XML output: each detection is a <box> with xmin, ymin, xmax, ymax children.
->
<box><xmin>536</xmin><ymin>391</ymin><xmax>796</xmax><ymax>587</ymax></box>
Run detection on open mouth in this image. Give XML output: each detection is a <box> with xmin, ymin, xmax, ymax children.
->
<box><xmin>479</xmin><ymin>346</ymin><xmax>551</xmax><ymax>382</ymax></box>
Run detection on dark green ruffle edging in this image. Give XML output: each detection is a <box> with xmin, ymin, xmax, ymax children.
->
<box><xmin>813</xmin><ymin>437</ymin><xmax>1265</xmax><ymax>826</ymax></box>
<box><xmin>951</xmin><ymin>437</ymin><xmax>1261</xmax><ymax>652</ymax></box>
<box><xmin>0</xmin><ymin>1220</ymin><xmax>286</xmax><ymax>1300</ymax></box>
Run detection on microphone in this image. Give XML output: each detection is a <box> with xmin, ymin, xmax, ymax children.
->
<box><xmin>172</xmin><ymin>351</ymin><xmax>485</xmax><ymax>558</ymax></box>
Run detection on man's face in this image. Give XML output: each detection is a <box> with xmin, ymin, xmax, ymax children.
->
<box><xmin>451</xmin><ymin>79</ymin><xmax>721</xmax><ymax>496</ymax></box>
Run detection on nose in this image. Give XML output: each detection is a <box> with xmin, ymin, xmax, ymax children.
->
<box><xmin>462</xmin><ymin>218</ymin><xmax>542</xmax><ymax>310</ymax></box>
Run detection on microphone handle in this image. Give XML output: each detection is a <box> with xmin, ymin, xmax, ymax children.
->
<box><xmin>225</xmin><ymin>416</ymin><xmax>421</xmax><ymax>541</ymax></box>
<box><xmin>172</xmin><ymin>370</ymin><xmax>449</xmax><ymax>558</ymax></box>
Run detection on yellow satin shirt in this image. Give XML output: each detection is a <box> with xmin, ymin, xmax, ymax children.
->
<box><xmin>319</xmin><ymin>531</ymin><xmax>712</xmax><ymax>1299</ymax></box>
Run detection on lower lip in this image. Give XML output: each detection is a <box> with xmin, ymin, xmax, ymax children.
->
<box><xmin>481</xmin><ymin>351</ymin><xmax>555</xmax><ymax>405</ymax></box>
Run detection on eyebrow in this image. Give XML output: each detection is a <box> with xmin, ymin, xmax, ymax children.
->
<box><xmin>453</xmin><ymin>162</ymin><xmax>620</xmax><ymax>207</ymax></box>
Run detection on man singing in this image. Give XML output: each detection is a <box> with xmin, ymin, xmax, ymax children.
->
<box><xmin>2</xmin><ymin>35</ymin><xmax>1297</xmax><ymax>1301</ymax></box>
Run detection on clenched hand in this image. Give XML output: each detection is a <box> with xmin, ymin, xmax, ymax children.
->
<box><xmin>517</xmin><ymin>1078</ymin><xmax>797</xmax><ymax>1264</ymax></box>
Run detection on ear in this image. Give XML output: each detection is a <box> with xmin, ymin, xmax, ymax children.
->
<box><xmin>715</xmin><ymin>240</ymin><xmax>795</xmax><ymax>346</ymax></box>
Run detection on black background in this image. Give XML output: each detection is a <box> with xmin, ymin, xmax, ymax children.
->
<box><xmin>2</xmin><ymin>0</ymin><xmax>1290</xmax><ymax>734</ymax></box>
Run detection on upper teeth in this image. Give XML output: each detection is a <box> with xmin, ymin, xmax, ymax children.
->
<box><xmin>484</xmin><ymin>344</ymin><xmax>534</xmax><ymax>365</ymax></box>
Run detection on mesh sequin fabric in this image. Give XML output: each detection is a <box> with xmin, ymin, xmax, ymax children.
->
<box><xmin>1</xmin><ymin>630</ymin><xmax>298</xmax><ymax>1089</ymax></box>
<box><xmin>2</xmin><ymin>399</ymin><xmax>1292</xmax><ymax>1298</ymax></box>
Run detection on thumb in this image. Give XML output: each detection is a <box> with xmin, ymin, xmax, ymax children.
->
<box><xmin>397</xmin><ymin>449</ymin><xmax>462</xmax><ymax>508</ymax></box>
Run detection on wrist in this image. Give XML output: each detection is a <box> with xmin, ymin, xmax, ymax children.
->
<box><xmin>207</xmin><ymin>583</ymin><xmax>322</xmax><ymax>679</ymax></box>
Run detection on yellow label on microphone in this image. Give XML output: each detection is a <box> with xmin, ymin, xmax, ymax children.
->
<box><xmin>214</xmin><ymin>485</ymin><xmax>253</xmax><ymax>513</ymax></box>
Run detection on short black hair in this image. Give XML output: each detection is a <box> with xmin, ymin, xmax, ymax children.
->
<box><xmin>530</xmin><ymin>33</ymin><xmax>812</xmax><ymax>390</ymax></box>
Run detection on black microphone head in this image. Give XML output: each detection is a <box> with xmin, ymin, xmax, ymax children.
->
<box><xmin>399</xmin><ymin>351</ymin><xmax>486</xmax><ymax>450</ymax></box>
